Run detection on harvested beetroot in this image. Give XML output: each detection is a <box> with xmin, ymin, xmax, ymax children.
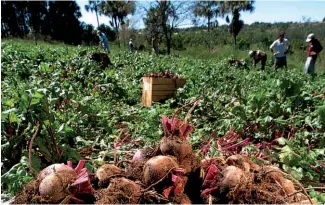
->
<box><xmin>160</xmin><ymin>116</ymin><xmax>194</xmax><ymax>161</ymax></box>
<box><xmin>179</xmin><ymin>152</ymin><xmax>201</xmax><ymax>174</ymax></box>
<box><xmin>220</xmin><ymin>165</ymin><xmax>244</xmax><ymax>193</ymax></box>
<box><xmin>199</xmin><ymin>155</ymin><xmax>311</xmax><ymax>204</ymax></box>
<box><xmin>160</xmin><ymin>136</ymin><xmax>193</xmax><ymax>161</ymax></box>
<box><xmin>132</xmin><ymin>147</ymin><xmax>159</xmax><ymax>163</ymax></box>
<box><xmin>264</xmin><ymin>166</ymin><xmax>296</xmax><ymax>201</ymax></box>
<box><xmin>39</xmin><ymin>172</ymin><xmax>76</xmax><ymax>203</ymax></box>
<box><xmin>37</xmin><ymin>163</ymin><xmax>77</xmax><ymax>181</ymax></box>
<box><xmin>14</xmin><ymin>160</ymin><xmax>94</xmax><ymax>204</ymax></box>
<box><xmin>144</xmin><ymin>71</ymin><xmax>183</xmax><ymax>79</ymax></box>
<box><xmin>96</xmin><ymin>164</ymin><xmax>123</xmax><ymax>187</ymax></box>
<box><xmin>170</xmin><ymin>193</ymin><xmax>191</xmax><ymax>204</ymax></box>
<box><xmin>126</xmin><ymin>161</ymin><xmax>146</xmax><ymax>182</ymax></box>
<box><xmin>95</xmin><ymin>177</ymin><xmax>142</xmax><ymax>204</ymax></box>
<box><xmin>225</xmin><ymin>154</ymin><xmax>251</xmax><ymax>172</ymax></box>
<box><xmin>264</xmin><ymin>165</ymin><xmax>285</xmax><ymax>182</ymax></box>
<box><xmin>143</xmin><ymin>155</ymin><xmax>179</xmax><ymax>186</ymax></box>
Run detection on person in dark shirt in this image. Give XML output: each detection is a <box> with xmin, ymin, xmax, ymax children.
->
<box><xmin>304</xmin><ymin>33</ymin><xmax>323</xmax><ymax>74</ymax></box>
<box><xmin>249</xmin><ymin>50</ymin><xmax>267</xmax><ymax>71</ymax></box>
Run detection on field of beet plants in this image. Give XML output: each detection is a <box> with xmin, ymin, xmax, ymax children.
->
<box><xmin>1</xmin><ymin>40</ymin><xmax>325</xmax><ymax>204</ymax></box>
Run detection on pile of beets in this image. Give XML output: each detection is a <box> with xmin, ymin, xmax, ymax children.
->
<box><xmin>144</xmin><ymin>71</ymin><xmax>183</xmax><ymax>79</ymax></box>
<box><xmin>12</xmin><ymin>115</ymin><xmax>312</xmax><ymax>204</ymax></box>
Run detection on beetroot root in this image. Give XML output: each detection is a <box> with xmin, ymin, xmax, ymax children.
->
<box><xmin>160</xmin><ymin>136</ymin><xmax>192</xmax><ymax>161</ymax></box>
<box><xmin>39</xmin><ymin>172</ymin><xmax>76</xmax><ymax>203</ymax></box>
<box><xmin>37</xmin><ymin>163</ymin><xmax>77</xmax><ymax>181</ymax></box>
<box><xmin>132</xmin><ymin>147</ymin><xmax>158</xmax><ymax>163</ymax></box>
<box><xmin>179</xmin><ymin>153</ymin><xmax>201</xmax><ymax>174</ymax></box>
<box><xmin>225</xmin><ymin>155</ymin><xmax>251</xmax><ymax>172</ymax></box>
<box><xmin>264</xmin><ymin>166</ymin><xmax>296</xmax><ymax>201</ymax></box>
<box><xmin>96</xmin><ymin>164</ymin><xmax>123</xmax><ymax>187</ymax></box>
<box><xmin>171</xmin><ymin>193</ymin><xmax>192</xmax><ymax>204</ymax></box>
<box><xmin>95</xmin><ymin>177</ymin><xmax>142</xmax><ymax>204</ymax></box>
<box><xmin>143</xmin><ymin>155</ymin><xmax>179</xmax><ymax>186</ymax></box>
<box><xmin>220</xmin><ymin>165</ymin><xmax>244</xmax><ymax>193</ymax></box>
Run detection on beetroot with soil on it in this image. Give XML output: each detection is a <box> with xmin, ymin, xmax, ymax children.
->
<box><xmin>132</xmin><ymin>147</ymin><xmax>159</xmax><ymax>163</ymax></box>
<box><xmin>37</xmin><ymin>163</ymin><xmax>77</xmax><ymax>181</ymax></box>
<box><xmin>143</xmin><ymin>155</ymin><xmax>179</xmax><ymax>186</ymax></box>
<box><xmin>159</xmin><ymin>116</ymin><xmax>194</xmax><ymax>161</ymax></box>
<box><xmin>39</xmin><ymin>172</ymin><xmax>76</xmax><ymax>203</ymax></box>
<box><xmin>95</xmin><ymin>164</ymin><xmax>123</xmax><ymax>187</ymax></box>
<box><xmin>14</xmin><ymin>160</ymin><xmax>95</xmax><ymax>204</ymax></box>
<box><xmin>95</xmin><ymin>177</ymin><xmax>142</xmax><ymax>204</ymax></box>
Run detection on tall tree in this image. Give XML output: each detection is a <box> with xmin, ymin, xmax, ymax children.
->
<box><xmin>44</xmin><ymin>1</ymin><xmax>83</xmax><ymax>44</ymax></box>
<box><xmin>144</xmin><ymin>1</ymin><xmax>190</xmax><ymax>55</ymax></box>
<box><xmin>1</xmin><ymin>1</ymin><xmax>85</xmax><ymax>45</ymax></box>
<box><xmin>192</xmin><ymin>1</ymin><xmax>220</xmax><ymax>32</ymax></box>
<box><xmin>323</xmin><ymin>17</ymin><xmax>325</xmax><ymax>23</ymax></box>
<box><xmin>26</xmin><ymin>1</ymin><xmax>48</xmax><ymax>44</ymax></box>
<box><xmin>1</xmin><ymin>1</ymin><xmax>30</xmax><ymax>37</ymax></box>
<box><xmin>143</xmin><ymin>6</ymin><xmax>162</xmax><ymax>55</ymax></box>
<box><xmin>81</xmin><ymin>22</ymin><xmax>96</xmax><ymax>45</ymax></box>
<box><xmin>1</xmin><ymin>1</ymin><xmax>20</xmax><ymax>37</ymax></box>
<box><xmin>98</xmin><ymin>0</ymin><xmax>136</xmax><ymax>46</ymax></box>
<box><xmin>85</xmin><ymin>0</ymin><xmax>101</xmax><ymax>28</ymax></box>
<box><xmin>219</xmin><ymin>1</ymin><xmax>255</xmax><ymax>45</ymax></box>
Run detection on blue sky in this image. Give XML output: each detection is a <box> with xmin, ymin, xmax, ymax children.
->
<box><xmin>77</xmin><ymin>0</ymin><xmax>325</xmax><ymax>29</ymax></box>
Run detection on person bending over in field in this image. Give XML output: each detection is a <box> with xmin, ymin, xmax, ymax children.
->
<box><xmin>97</xmin><ymin>30</ymin><xmax>110</xmax><ymax>54</ymax></box>
<box><xmin>304</xmin><ymin>33</ymin><xmax>323</xmax><ymax>75</ymax></box>
<box><xmin>270</xmin><ymin>31</ymin><xmax>291</xmax><ymax>70</ymax></box>
<box><xmin>249</xmin><ymin>50</ymin><xmax>267</xmax><ymax>71</ymax></box>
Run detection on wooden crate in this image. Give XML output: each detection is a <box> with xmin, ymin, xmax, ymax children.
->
<box><xmin>142</xmin><ymin>77</ymin><xmax>186</xmax><ymax>107</ymax></box>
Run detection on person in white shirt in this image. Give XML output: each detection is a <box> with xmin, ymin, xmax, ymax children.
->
<box><xmin>129</xmin><ymin>39</ymin><xmax>134</xmax><ymax>53</ymax></box>
<box><xmin>97</xmin><ymin>30</ymin><xmax>110</xmax><ymax>54</ymax></box>
<box><xmin>269</xmin><ymin>31</ymin><xmax>291</xmax><ymax>70</ymax></box>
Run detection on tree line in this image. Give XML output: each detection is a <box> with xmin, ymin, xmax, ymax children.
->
<box><xmin>1</xmin><ymin>1</ymin><xmax>115</xmax><ymax>45</ymax></box>
<box><xmin>1</xmin><ymin>1</ymin><xmax>254</xmax><ymax>49</ymax></box>
<box><xmin>2</xmin><ymin>0</ymin><xmax>324</xmax><ymax>55</ymax></box>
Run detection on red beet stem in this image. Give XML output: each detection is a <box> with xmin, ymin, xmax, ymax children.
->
<box><xmin>70</xmin><ymin>196</ymin><xmax>84</xmax><ymax>204</ymax></box>
<box><xmin>223</xmin><ymin>138</ymin><xmax>250</xmax><ymax>150</ymax></box>
<box><xmin>163</xmin><ymin>186</ymin><xmax>173</xmax><ymax>198</ymax></box>
<box><xmin>72</xmin><ymin>177</ymin><xmax>88</xmax><ymax>185</ymax></box>
<box><xmin>201</xmin><ymin>187</ymin><xmax>218</xmax><ymax>197</ymax></box>
<box><xmin>203</xmin><ymin>164</ymin><xmax>219</xmax><ymax>188</ymax></box>
<box><xmin>75</xmin><ymin>160</ymin><xmax>86</xmax><ymax>173</ymax></box>
<box><xmin>161</xmin><ymin>116</ymin><xmax>171</xmax><ymax>136</ymax></box>
<box><xmin>172</xmin><ymin>168</ymin><xmax>185</xmax><ymax>176</ymax></box>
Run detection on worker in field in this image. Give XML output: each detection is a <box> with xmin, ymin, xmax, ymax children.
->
<box><xmin>97</xmin><ymin>30</ymin><xmax>110</xmax><ymax>54</ymax></box>
<box><xmin>304</xmin><ymin>33</ymin><xmax>323</xmax><ymax>75</ymax></box>
<box><xmin>129</xmin><ymin>39</ymin><xmax>134</xmax><ymax>53</ymax></box>
<box><xmin>269</xmin><ymin>31</ymin><xmax>291</xmax><ymax>70</ymax></box>
<box><xmin>248</xmin><ymin>50</ymin><xmax>267</xmax><ymax>71</ymax></box>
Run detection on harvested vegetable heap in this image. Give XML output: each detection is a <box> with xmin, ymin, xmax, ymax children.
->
<box><xmin>12</xmin><ymin>112</ymin><xmax>313</xmax><ymax>204</ymax></box>
<box><xmin>144</xmin><ymin>71</ymin><xmax>184</xmax><ymax>79</ymax></box>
